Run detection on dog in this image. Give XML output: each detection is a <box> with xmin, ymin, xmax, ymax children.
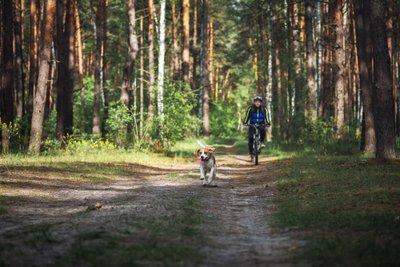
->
<box><xmin>195</xmin><ymin>141</ymin><xmax>217</xmax><ymax>187</ymax></box>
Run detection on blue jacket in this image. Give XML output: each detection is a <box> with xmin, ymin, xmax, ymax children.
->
<box><xmin>243</xmin><ymin>105</ymin><xmax>271</xmax><ymax>125</ymax></box>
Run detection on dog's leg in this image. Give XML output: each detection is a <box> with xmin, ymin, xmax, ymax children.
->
<box><xmin>200</xmin><ymin>163</ymin><xmax>206</xmax><ymax>185</ymax></box>
<box><xmin>208</xmin><ymin>166</ymin><xmax>216</xmax><ymax>186</ymax></box>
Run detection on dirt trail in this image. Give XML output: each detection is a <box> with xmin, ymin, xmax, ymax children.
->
<box><xmin>0</xmin><ymin>149</ymin><xmax>305</xmax><ymax>267</ymax></box>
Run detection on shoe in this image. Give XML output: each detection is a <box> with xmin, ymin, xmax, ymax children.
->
<box><xmin>249</xmin><ymin>155</ymin><xmax>254</xmax><ymax>161</ymax></box>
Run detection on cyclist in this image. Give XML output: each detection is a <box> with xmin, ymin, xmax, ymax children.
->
<box><xmin>243</xmin><ymin>96</ymin><xmax>271</xmax><ymax>160</ymax></box>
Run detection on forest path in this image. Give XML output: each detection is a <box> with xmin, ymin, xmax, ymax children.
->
<box><xmin>0</xmin><ymin>147</ymin><xmax>305</xmax><ymax>267</ymax></box>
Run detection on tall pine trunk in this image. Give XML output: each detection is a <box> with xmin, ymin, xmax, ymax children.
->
<box><xmin>192</xmin><ymin>0</ymin><xmax>198</xmax><ymax>90</ymax></box>
<box><xmin>119</xmin><ymin>0</ymin><xmax>138</xmax><ymax>145</ymax></box>
<box><xmin>14</xmin><ymin>0</ymin><xmax>24</xmax><ymax>118</ymax></box>
<box><xmin>369</xmin><ymin>0</ymin><xmax>397</xmax><ymax>159</ymax></box>
<box><xmin>28</xmin><ymin>0</ymin><xmax>57</xmax><ymax>154</ymax></box>
<box><xmin>334</xmin><ymin>0</ymin><xmax>345</xmax><ymax>138</ymax></box>
<box><xmin>292</xmin><ymin>1</ymin><xmax>305</xmax><ymax>137</ymax></box>
<box><xmin>182</xmin><ymin>0</ymin><xmax>190</xmax><ymax>85</ymax></box>
<box><xmin>28</xmin><ymin>0</ymin><xmax>38</xmax><ymax>115</ymax></box>
<box><xmin>305</xmin><ymin>0</ymin><xmax>316</xmax><ymax>120</ymax></box>
<box><xmin>354</xmin><ymin>0</ymin><xmax>376</xmax><ymax>153</ymax></box>
<box><xmin>75</xmin><ymin>0</ymin><xmax>85</xmax><ymax>132</ymax></box>
<box><xmin>147</xmin><ymin>0</ymin><xmax>155</xmax><ymax>123</ymax></box>
<box><xmin>101</xmin><ymin>0</ymin><xmax>109</xmax><ymax>137</ymax></box>
<box><xmin>201</xmin><ymin>0</ymin><xmax>210</xmax><ymax>136</ymax></box>
<box><xmin>92</xmin><ymin>0</ymin><xmax>105</xmax><ymax>136</ymax></box>
<box><xmin>56</xmin><ymin>0</ymin><xmax>75</xmax><ymax>141</ymax></box>
<box><xmin>171</xmin><ymin>0</ymin><xmax>180</xmax><ymax>80</ymax></box>
<box><xmin>1</xmin><ymin>0</ymin><xmax>14</xmax><ymax>153</ymax></box>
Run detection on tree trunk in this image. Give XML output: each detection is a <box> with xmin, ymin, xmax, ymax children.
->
<box><xmin>208</xmin><ymin>20</ymin><xmax>214</xmax><ymax>98</ymax></box>
<box><xmin>270</xmin><ymin>1</ymin><xmax>281</xmax><ymax>141</ymax></box>
<box><xmin>292</xmin><ymin>0</ymin><xmax>305</xmax><ymax>136</ymax></box>
<box><xmin>147</xmin><ymin>0</ymin><xmax>155</xmax><ymax>123</ymax></box>
<box><xmin>171</xmin><ymin>0</ymin><xmax>180</xmax><ymax>80</ymax></box>
<box><xmin>305</xmin><ymin>0</ymin><xmax>316</xmax><ymax>120</ymax></box>
<box><xmin>14</xmin><ymin>0</ymin><xmax>24</xmax><ymax>119</ymax></box>
<box><xmin>201</xmin><ymin>0</ymin><xmax>210</xmax><ymax>136</ymax></box>
<box><xmin>354</xmin><ymin>0</ymin><xmax>376</xmax><ymax>153</ymax></box>
<box><xmin>56</xmin><ymin>0</ymin><xmax>75</xmax><ymax>141</ymax></box>
<box><xmin>157</xmin><ymin>0</ymin><xmax>166</xmax><ymax>118</ymax></box>
<box><xmin>121</xmin><ymin>0</ymin><xmax>138</xmax><ymax>107</ymax></box>
<box><xmin>119</xmin><ymin>0</ymin><xmax>138</xmax><ymax>145</ymax></box>
<box><xmin>1</xmin><ymin>0</ymin><xmax>14</xmax><ymax>153</ymax></box>
<box><xmin>333</xmin><ymin>0</ymin><xmax>345</xmax><ymax>138</ymax></box>
<box><xmin>28</xmin><ymin>0</ymin><xmax>57</xmax><ymax>154</ymax></box>
<box><xmin>92</xmin><ymin>0</ymin><xmax>105</xmax><ymax>136</ymax></box>
<box><xmin>139</xmin><ymin>15</ymin><xmax>144</xmax><ymax>138</ymax></box>
<box><xmin>182</xmin><ymin>0</ymin><xmax>190</xmax><ymax>85</ymax></box>
<box><xmin>75</xmin><ymin>0</ymin><xmax>85</xmax><ymax>132</ymax></box>
<box><xmin>369</xmin><ymin>0</ymin><xmax>397</xmax><ymax>159</ymax></box>
<box><xmin>101</xmin><ymin>0</ymin><xmax>109</xmax><ymax>138</ymax></box>
<box><xmin>215</xmin><ymin>63</ymin><xmax>219</xmax><ymax>102</ymax></box>
<box><xmin>28</xmin><ymin>0</ymin><xmax>38</xmax><ymax>115</ymax></box>
<box><xmin>192</xmin><ymin>0</ymin><xmax>198</xmax><ymax>90</ymax></box>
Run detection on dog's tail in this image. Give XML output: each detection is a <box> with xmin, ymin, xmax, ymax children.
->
<box><xmin>196</xmin><ymin>140</ymin><xmax>206</xmax><ymax>148</ymax></box>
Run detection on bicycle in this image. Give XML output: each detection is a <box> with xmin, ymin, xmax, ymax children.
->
<box><xmin>245</xmin><ymin>124</ymin><xmax>268</xmax><ymax>166</ymax></box>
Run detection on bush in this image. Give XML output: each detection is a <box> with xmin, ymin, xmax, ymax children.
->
<box><xmin>210</xmin><ymin>102</ymin><xmax>240</xmax><ymax>137</ymax></box>
<box><xmin>106</xmin><ymin>102</ymin><xmax>136</xmax><ymax>146</ymax></box>
<box><xmin>151</xmin><ymin>81</ymin><xmax>200</xmax><ymax>150</ymax></box>
<box><xmin>303</xmin><ymin>119</ymin><xmax>336</xmax><ymax>146</ymax></box>
<box><xmin>42</xmin><ymin>136</ymin><xmax>117</xmax><ymax>154</ymax></box>
<box><xmin>302</xmin><ymin>118</ymin><xmax>359</xmax><ymax>154</ymax></box>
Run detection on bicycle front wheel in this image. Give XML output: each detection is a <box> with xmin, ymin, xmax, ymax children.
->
<box><xmin>254</xmin><ymin>139</ymin><xmax>259</xmax><ymax>166</ymax></box>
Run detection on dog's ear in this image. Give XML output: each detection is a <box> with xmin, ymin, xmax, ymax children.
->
<box><xmin>207</xmin><ymin>147</ymin><xmax>216</xmax><ymax>154</ymax></box>
<box><xmin>194</xmin><ymin>149</ymin><xmax>200</xmax><ymax>157</ymax></box>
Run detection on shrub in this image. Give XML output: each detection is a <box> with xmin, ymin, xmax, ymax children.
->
<box><xmin>151</xmin><ymin>81</ymin><xmax>200</xmax><ymax>150</ymax></box>
<box><xmin>210</xmin><ymin>102</ymin><xmax>239</xmax><ymax>138</ymax></box>
<box><xmin>106</xmin><ymin>102</ymin><xmax>136</xmax><ymax>146</ymax></box>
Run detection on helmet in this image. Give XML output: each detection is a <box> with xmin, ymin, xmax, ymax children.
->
<box><xmin>253</xmin><ymin>96</ymin><xmax>263</xmax><ymax>102</ymax></box>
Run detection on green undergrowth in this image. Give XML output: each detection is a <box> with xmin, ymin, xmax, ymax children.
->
<box><xmin>169</xmin><ymin>137</ymin><xmax>240</xmax><ymax>158</ymax></box>
<box><xmin>272</xmin><ymin>155</ymin><xmax>400</xmax><ymax>266</ymax></box>
<box><xmin>0</xmin><ymin>150</ymin><xmax>190</xmax><ymax>184</ymax></box>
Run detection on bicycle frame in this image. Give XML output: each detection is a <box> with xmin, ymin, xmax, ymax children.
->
<box><xmin>245</xmin><ymin>124</ymin><xmax>265</xmax><ymax>165</ymax></box>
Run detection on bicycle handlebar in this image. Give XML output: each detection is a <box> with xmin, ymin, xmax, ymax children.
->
<box><xmin>244</xmin><ymin>123</ymin><xmax>270</xmax><ymax>128</ymax></box>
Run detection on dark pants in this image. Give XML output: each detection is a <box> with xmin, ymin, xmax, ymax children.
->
<box><xmin>248</xmin><ymin>127</ymin><xmax>266</xmax><ymax>154</ymax></box>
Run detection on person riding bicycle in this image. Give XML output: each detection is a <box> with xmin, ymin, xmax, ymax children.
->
<box><xmin>243</xmin><ymin>96</ymin><xmax>271</xmax><ymax>159</ymax></box>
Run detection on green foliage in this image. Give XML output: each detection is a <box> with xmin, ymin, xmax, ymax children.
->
<box><xmin>151</xmin><ymin>81</ymin><xmax>200</xmax><ymax>150</ymax></box>
<box><xmin>303</xmin><ymin>119</ymin><xmax>336</xmax><ymax>147</ymax></box>
<box><xmin>73</xmin><ymin>76</ymin><xmax>97</xmax><ymax>134</ymax></box>
<box><xmin>106</xmin><ymin>102</ymin><xmax>136</xmax><ymax>145</ymax></box>
<box><xmin>42</xmin><ymin>136</ymin><xmax>117</xmax><ymax>155</ymax></box>
<box><xmin>210</xmin><ymin>102</ymin><xmax>240</xmax><ymax>137</ymax></box>
<box><xmin>43</xmin><ymin>109</ymin><xmax>58</xmax><ymax>139</ymax></box>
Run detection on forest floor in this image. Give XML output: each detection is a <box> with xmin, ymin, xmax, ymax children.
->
<box><xmin>0</xmin><ymin>144</ymin><xmax>306</xmax><ymax>267</ymax></box>
<box><xmin>1</xmin><ymin>140</ymin><xmax>400</xmax><ymax>267</ymax></box>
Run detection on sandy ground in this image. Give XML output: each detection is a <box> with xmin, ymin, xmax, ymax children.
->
<box><xmin>0</xmin><ymin>150</ymin><xmax>306</xmax><ymax>267</ymax></box>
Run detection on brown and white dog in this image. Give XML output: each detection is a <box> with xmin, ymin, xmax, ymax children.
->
<box><xmin>195</xmin><ymin>141</ymin><xmax>217</xmax><ymax>187</ymax></box>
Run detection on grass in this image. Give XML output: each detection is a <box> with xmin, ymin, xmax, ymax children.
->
<box><xmin>56</xmin><ymin>192</ymin><xmax>205</xmax><ymax>267</ymax></box>
<box><xmin>272</xmin><ymin>155</ymin><xmax>400</xmax><ymax>266</ymax></box>
<box><xmin>0</xmin><ymin>149</ymin><xmax>190</xmax><ymax>183</ymax></box>
<box><xmin>169</xmin><ymin>137</ymin><xmax>242</xmax><ymax>157</ymax></box>
<box><xmin>1</xmin><ymin>137</ymin><xmax>399</xmax><ymax>266</ymax></box>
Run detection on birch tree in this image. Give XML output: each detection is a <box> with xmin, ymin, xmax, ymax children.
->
<box><xmin>157</xmin><ymin>0</ymin><xmax>166</xmax><ymax>118</ymax></box>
